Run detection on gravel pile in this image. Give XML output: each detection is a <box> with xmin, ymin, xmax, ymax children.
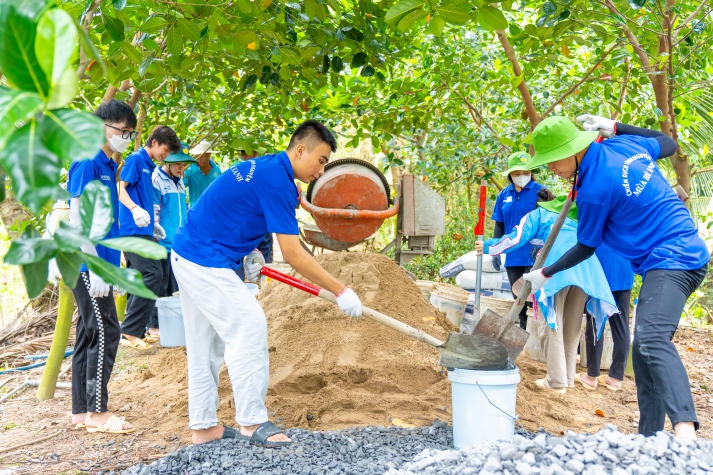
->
<box><xmin>119</xmin><ymin>423</ymin><xmax>713</xmax><ymax>475</ymax></box>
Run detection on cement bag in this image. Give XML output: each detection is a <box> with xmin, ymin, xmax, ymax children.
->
<box><xmin>455</xmin><ymin>270</ymin><xmax>511</xmax><ymax>292</ymax></box>
<box><xmin>523</xmin><ymin>314</ymin><xmax>549</xmax><ymax>363</ymax></box>
<box><xmin>440</xmin><ymin>252</ymin><xmax>506</xmax><ymax>278</ymax></box>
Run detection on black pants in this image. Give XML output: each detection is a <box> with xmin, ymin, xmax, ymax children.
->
<box><xmin>121</xmin><ymin>235</ymin><xmax>164</xmax><ymax>339</ymax></box>
<box><xmin>71</xmin><ymin>271</ymin><xmax>121</xmax><ymax>415</ymax></box>
<box><xmin>506</xmin><ymin>265</ymin><xmax>532</xmax><ymax>329</ymax></box>
<box><xmin>633</xmin><ymin>266</ymin><xmax>707</xmax><ymax>436</ymax></box>
<box><xmin>148</xmin><ymin>252</ymin><xmax>179</xmax><ymax>328</ymax></box>
<box><xmin>585</xmin><ymin>289</ymin><xmax>631</xmax><ymax>381</ymax></box>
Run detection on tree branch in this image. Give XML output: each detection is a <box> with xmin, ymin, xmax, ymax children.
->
<box><xmin>496</xmin><ymin>29</ymin><xmax>540</xmax><ymax>126</ymax></box>
<box><xmin>543</xmin><ymin>42</ymin><xmax>618</xmax><ymax>118</ymax></box>
<box><xmin>76</xmin><ymin>0</ymin><xmax>101</xmax><ymax>78</ymax></box>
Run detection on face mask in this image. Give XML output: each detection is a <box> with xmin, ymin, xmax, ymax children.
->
<box><xmin>109</xmin><ymin>135</ymin><xmax>131</xmax><ymax>153</ymax></box>
<box><xmin>512</xmin><ymin>175</ymin><xmax>531</xmax><ymax>188</ymax></box>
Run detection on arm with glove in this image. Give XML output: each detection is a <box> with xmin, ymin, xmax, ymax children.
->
<box><xmin>68</xmin><ymin>197</ymin><xmax>111</xmax><ymax>298</ymax></box>
<box><xmin>576</xmin><ymin>114</ymin><xmax>677</xmax><ymax>158</ymax></box>
<box><xmin>118</xmin><ymin>181</ymin><xmax>151</xmax><ymax>227</ymax></box>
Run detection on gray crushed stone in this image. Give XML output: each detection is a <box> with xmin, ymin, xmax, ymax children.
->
<box><xmin>116</xmin><ymin>423</ymin><xmax>713</xmax><ymax>475</ymax></box>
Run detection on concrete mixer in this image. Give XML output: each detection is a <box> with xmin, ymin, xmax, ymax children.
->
<box><xmin>299</xmin><ymin>159</ymin><xmax>445</xmax><ymax>264</ymax></box>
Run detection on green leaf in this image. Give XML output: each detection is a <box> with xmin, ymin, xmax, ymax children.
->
<box><xmin>396</xmin><ymin>9</ymin><xmax>428</xmax><ymax>32</ymax></box>
<box><xmin>478</xmin><ymin>6</ymin><xmax>508</xmax><ymax>31</ymax></box>
<box><xmin>0</xmin><ymin>88</ymin><xmax>43</xmax><ymax>149</ymax></box>
<box><xmin>542</xmin><ymin>1</ymin><xmax>557</xmax><ymax>15</ymax></box>
<box><xmin>3</xmin><ymin>237</ymin><xmax>57</xmax><ymax>265</ymax></box>
<box><xmin>360</xmin><ymin>65</ymin><xmax>375</xmax><ymax>77</ymax></box>
<box><xmin>385</xmin><ymin>0</ymin><xmax>423</xmax><ymax>26</ymax></box>
<box><xmin>53</xmin><ymin>221</ymin><xmax>94</xmax><ymax>252</ymax></box>
<box><xmin>304</xmin><ymin>0</ymin><xmax>327</xmax><ymax>20</ymax></box>
<box><xmin>428</xmin><ymin>14</ymin><xmax>446</xmax><ymax>36</ymax></box>
<box><xmin>39</xmin><ymin>110</ymin><xmax>104</xmax><ymax>167</ymax></box>
<box><xmin>102</xmin><ymin>13</ymin><xmax>124</xmax><ymax>41</ymax></box>
<box><xmin>22</xmin><ymin>260</ymin><xmax>50</xmax><ymax>298</ymax></box>
<box><xmin>55</xmin><ymin>250</ymin><xmax>82</xmax><ymax>289</ymax></box>
<box><xmin>436</xmin><ymin>0</ymin><xmax>470</xmax><ymax>25</ymax></box>
<box><xmin>83</xmin><ymin>254</ymin><xmax>157</xmax><ymax>299</ymax></box>
<box><xmin>100</xmin><ymin>237</ymin><xmax>167</xmax><ymax>260</ymax></box>
<box><xmin>351</xmin><ymin>52</ymin><xmax>368</xmax><ymax>68</ymax></box>
<box><xmin>0</xmin><ymin>1</ymin><xmax>50</xmax><ymax>96</ymax></box>
<box><xmin>113</xmin><ymin>0</ymin><xmax>127</xmax><ymax>10</ymax></box>
<box><xmin>332</xmin><ymin>56</ymin><xmax>344</xmax><ymax>72</ymax></box>
<box><xmin>79</xmin><ymin>181</ymin><xmax>114</xmax><ymax>240</ymax></box>
<box><xmin>0</xmin><ymin>121</ymin><xmax>61</xmax><ymax>213</ymax></box>
<box><xmin>36</xmin><ymin>8</ymin><xmax>78</xmax><ymax>109</ymax></box>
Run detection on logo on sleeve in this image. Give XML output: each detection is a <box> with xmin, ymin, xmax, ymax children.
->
<box><xmin>100</xmin><ymin>174</ymin><xmax>111</xmax><ymax>181</ymax></box>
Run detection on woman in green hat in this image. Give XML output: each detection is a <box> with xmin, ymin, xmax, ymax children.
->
<box><xmin>490</xmin><ymin>151</ymin><xmax>548</xmax><ymax>329</ymax></box>
<box><xmin>523</xmin><ymin>114</ymin><xmax>709</xmax><ymax>440</ymax></box>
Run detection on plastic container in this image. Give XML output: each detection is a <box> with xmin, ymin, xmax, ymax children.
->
<box><xmin>155</xmin><ymin>296</ymin><xmax>185</xmax><ymax>347</ymax></box>
<box><xmin>448</xmin><ymin>367</ymin><xmax>520</xmax><ymax>448</ymax></box>
<box><xmin>439</xmin><ymin>252</ymin><xmax>506</xmax><ymax>278</ymax></box>
<box><xmin>429</xmin><ymin>284</ymin><xmax>470</xmax><ymax>326</ymax></box>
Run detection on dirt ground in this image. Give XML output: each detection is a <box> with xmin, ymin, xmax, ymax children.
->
<box><xmin>0</xmin><ymin>252</ymin><xmax>712</xmax><ymax>474</ymax></box>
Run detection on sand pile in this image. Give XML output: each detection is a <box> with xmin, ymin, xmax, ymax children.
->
<box><xmin>257</xmin><ymin>252</ymin><xmax>455</xmax><ymax>430</ymax></box>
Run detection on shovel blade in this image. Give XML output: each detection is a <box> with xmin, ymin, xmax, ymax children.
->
<box><xmin>474</xmin><ymin>308</ymin><xmax>529</xmax><ymax>362</ymax></box>
<box><xmin>438</xmin><ymin>332</ymin><xmax>509</xmax><ymax>370</ymax></box>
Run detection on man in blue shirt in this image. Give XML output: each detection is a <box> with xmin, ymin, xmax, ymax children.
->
<box><xmin>118</xmin><ymin>126</ymin><xmax>181</xmax><ymax>348</ymax></box>
<box><xmin>66</xmin><ymin>99</ymin><xmax>137</xmax><ymax>434</ymax></box>
<box><xmin>491</xmin><ymin>151</ymin><xmax>545</xmax><ymax>329</ymax></box>
<box><xmin>524</xmin><ymin>115</ymin><xmax>710</xmax><ymax>440</ymax></box>
<box><xmin>171</xmin><ymin>120</ymin><xmax>362</xmax><ymax>447</ymax></box>
<box><xmin>184</xmin><ymin>140</ymin><xmax>221</xmax><ymax>207</ymax></box>
<box><xmin>147</xmin><ymin>142</ymin><xmax>196</xmax><ymax>340</ymax></box>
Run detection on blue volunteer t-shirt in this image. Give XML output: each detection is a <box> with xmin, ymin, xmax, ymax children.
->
<box><xmin>183</xmin><ymin>159</ymin><xmax>221</xmax><ymax>207</ymax></box>
<box><xmin>576</xmin><ymin>136</ymin><xmax>709</xmax><ymax>275</ymax></box>
<box><xmin>66</xmin><ymin>150</ymin><xmax>121</xmax><ymax>268</ymax></box>
<box><xmin>119</xmin><ymin>148</ymin><xmax>156</xmax><ymax>237</ymax></box>
<box><xmin>172</xmin><ymin>151</ymin><xmax>300</xmax><ymax>269</ymax></box>
<box><xmin>491</xmin><ymin>180</ymin><xmax>544</xmax><ymax>267</ymax></box>
<box><xmin>595</xmin><ymin>244</ymin><xmax>634</xmax><ymax>292</ymax></box>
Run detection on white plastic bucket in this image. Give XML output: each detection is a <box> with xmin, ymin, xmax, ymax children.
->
<box><xmin>155</xmin><ymin>296</ymin><xmax>185</xmax><ymax>347</ymax></box>
<box><xmin>448</xmin><ymin>367</ymin><xmax>520</xmax><ymax>448</ymax></box>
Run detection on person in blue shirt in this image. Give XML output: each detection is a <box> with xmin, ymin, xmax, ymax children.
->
<box><xmin>491</xmin><ymin>151</ymin><xmax>546</xmax><ymax>329</ymax></box>
<box><xmin>476</xmin><ymin>196</ymin><xmax>617</xmax><ymax>393</ymax></box>
<box><xmin>524</xmin><ymin>114</ymin><xmax>710</xmax><ymax>440</ymax></box>
<box><xmin>146</xmin><ymin>142</ymin><xmax>196</xmax><ymax>341</ymax></box>
<box><xmin>171</xmin><ymin>120</ymin><xmax>362</xmax><ymax>447</ymax></box>
<box><xmin>183</xmin><ymin>140</ymin><xmax>221</xmax><ymax>207</ymax></box>
<box><xmin>66</xmin><ymin>99</ymin><xmax>137</xmax><ymax>435</ymax></box>
<box><xmin>118</xmin><ymin>126</ymin><xmax>181</xmax><ymax>349</ymax></box>
<box><xmin>578</xmin><ymin>244</ymin><xmax>633</xmax><ymax>391</ymax></box>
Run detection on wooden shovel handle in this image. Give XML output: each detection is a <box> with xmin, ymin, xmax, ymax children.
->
<box><xmin>505</xmin><ymin>195</ymin><xmax>574</xmax><ymax>322</ymax></box>
<box><xmin>260</xmin><ymin>266</ymin><xmax>444</xmax><ymax>348</ymax></box>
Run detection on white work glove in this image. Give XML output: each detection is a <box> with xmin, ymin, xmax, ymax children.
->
<box><xmin>576</xmin><ymin>114</ymin><xmax>616</xmax><ymax>138</ymax></box>
<box><xmin>522</xmin><ymin>268</ymin><xmax>550</xmax><ymax>293</ymax></box>
<box><xmin>153</xmin><ymin>222</ymin><xmax>166</xmax><ymax>240</ymax></box>
<box><xmin>243</xmin><ymin>250</ymin><xmax>265</xmax><ymax>282</ymax></box>
<box><xmin>131</xmin><ymin>206</ymin><xmax>151</xmax><ymax>227</ymax></box>
<box><xmin>89</xmin><ymin>272</ymin><xmax>111</xmax><ymax>298</ymax></box>
<box><xmin>336</xmin><ymin>288</ymin><xmax>362</xmax><ymax>318</ymax></box>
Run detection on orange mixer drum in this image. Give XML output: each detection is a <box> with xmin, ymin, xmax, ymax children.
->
<box><xmin>301</xmin><ymin>159</ymin><xmax>399</xmax><ymax>244</ymax></box>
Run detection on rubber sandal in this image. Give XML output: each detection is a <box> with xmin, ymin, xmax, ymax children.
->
<box><xmin>246</xmin><ymin>421</ymin><xmax>292</xmax><ymax>448</ymax></box>
<box><xmin>598</xmin><ymin>375</ymin><xmax>622</xmax><ymax>391</ymax></box>
<box><xmin>86</xmin><ymin>415</ymin><xmax>135</xmax><ymax>434</ymax></box>
<box><xmin>534</xmin><ymin>378</ymin><xmax>566</xmax><ymax>394</ymax></box>
<box><xmin>72</xmin><ymin>422</ymin><xmax>86</xmax><ymax>430</ymax></box>
<box><xmin>120</xmin><ymin>337</ymin><xmax>152</xmax><ymax>350</ymax></box>
<box><xmin>143</xmin><ymin>333</ymin><xmax>160</xmax><ymax>344</ymax></box>
<box><xmin>575</xmin><ymin>373</ymin><xmax>597</xmax><ymax>391</ymax></box>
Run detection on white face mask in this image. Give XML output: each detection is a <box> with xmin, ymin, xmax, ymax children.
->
<box><xmin>512</xmin><ymin>175</ymin><xmax>531</xmax><ymax>188</ymax></box>
<box><xmin>109</xmin><ymin>135</ymin><xmax>131</xmax><ymax>153</ymax></box>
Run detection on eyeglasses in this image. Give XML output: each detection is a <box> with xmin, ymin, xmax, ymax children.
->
<box><xmin>104</xmin><ymin>123</ymin><xmax>137</xmax><ymax>140</ymax></box>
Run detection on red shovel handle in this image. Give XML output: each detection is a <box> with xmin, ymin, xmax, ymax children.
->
<box><xmin>474</xmin><ymin>181</ymin><xmax>487</xmax><ymax>236</ymax></box>
<box><xmin>260</xmin><ymin>266</ymin><xmax>322</xmax><ymax>297</ymax></box>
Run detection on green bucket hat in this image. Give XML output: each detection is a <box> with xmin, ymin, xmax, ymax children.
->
<box><xmin>502</xmin><ymin>151</ymin><xmax>532</xmax><ymax>177</ymax></box>
<box><xmin>538</xmin><ymin>195</ymin><xmax>578</xmax><ymax>221</ymax></box>
<box><xmin>164</xmin><ymin>142</ymin><xmax>197</xmax><ymax>164</ymax></box>
<box><xmin>528</xmin><ymin>116</ymin><xmax>598</xmax><ymax>169</ymax></box>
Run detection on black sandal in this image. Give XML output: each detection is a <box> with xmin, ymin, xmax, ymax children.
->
<box><xmin>248</xmin><ymin>421</ymin><xmax>292</xmax><ymax>448</ymax></box>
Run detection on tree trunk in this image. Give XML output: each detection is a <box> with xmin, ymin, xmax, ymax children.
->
<box><xmin>35</xmin><ymin>281</ymin><xmax>74</xmax><ymax>401</ymax></box>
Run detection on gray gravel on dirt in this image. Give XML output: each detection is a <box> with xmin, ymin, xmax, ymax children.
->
<box><xmin>117</xmin><ymin>422</ymin><xmax>713</xmax><ymax>475</ymax></box>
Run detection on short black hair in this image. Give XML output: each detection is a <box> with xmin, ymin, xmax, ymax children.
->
<box><xmin>146</xmin><ymin>126</ymin><xmax>181</xmax><ymax>152</ymax></box>
<box><xmin>94</xmin><ymin>100</ymin><xmax>137</xmax><ymax>129</ymax></box>
<box><xmin>287</xmin><ymin>120</ymin><xmax>337</xmax><ymax>152</ymax></box>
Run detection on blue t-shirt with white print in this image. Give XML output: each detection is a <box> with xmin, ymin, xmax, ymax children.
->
<box><xmin>119</xmin><ymin>148</ymin><xmax>156</xmax><ymax>237</ymax></box>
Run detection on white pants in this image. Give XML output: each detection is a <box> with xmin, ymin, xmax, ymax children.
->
<box><xmin>172</xmin><ymin>251</ymin><xmax>269</xmax><ymax>430</ymax></box>
<box><xmin>544</xmin><ymin>286</ymin><xmax>586</xmax><ymax>389</ymax></box>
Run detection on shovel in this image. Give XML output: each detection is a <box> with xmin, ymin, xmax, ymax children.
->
<box><xmin>260</xmin><ymin>265</ymin><xmax>510</xmax><ymax>370</ymax></box>
<box><xmin>474</xmin><ymin>193</ymin><xmax>574</xmax><ymax>361</ymax></box>
<box><xmin>460</xmin><ymin>180</ymin><xmax>487</xmax><ymax>335</ymax></box>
